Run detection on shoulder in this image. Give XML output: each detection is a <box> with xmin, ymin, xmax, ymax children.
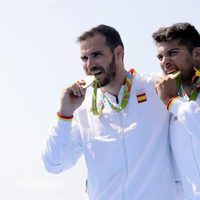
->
<box><xmin>140</xmin><ymin>71</ymin><xmax>162</xmax><ymax>83</ymax></box>
<box><xmin>130</xmin><ymin>71</ymin><xmax>169</xmax><ymax>115</ymax></box>
<box><xmin>132</xmin><ymin>71</ymin><xmax>164</xmax><ymax>104</ymax></box>
<box><xmin>133</xmin><ymin>71</ymin><xmax>162</xmax><ymax>88</ymax></box>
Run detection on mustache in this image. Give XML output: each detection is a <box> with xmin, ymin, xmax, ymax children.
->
<box><xmin>88</xmin><ymin>66</ymin><xmax>104</xmax><ymax>75</ymax></box>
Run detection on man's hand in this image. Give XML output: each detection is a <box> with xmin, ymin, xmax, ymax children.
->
<box><xmin>155</xmin><ymin>75</ymin><xmax>179</xmax><ymax>105</ymax></box>
<box><xmin>58</xmin><ymin>80</ymin><xmax>87</xmax><ymax>116</ymax></box>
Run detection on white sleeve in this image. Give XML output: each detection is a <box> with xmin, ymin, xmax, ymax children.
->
<box><xmin>42</xmin><ymin>118</ymin><xmax>83</xmax><ymax>174</ymax></box>
<box><xmin>169</xmin><ymin>96</ymin><xmax>200</xmax><ymax>139</ymax></box>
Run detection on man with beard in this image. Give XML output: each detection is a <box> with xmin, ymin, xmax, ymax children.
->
<box><xmin>42</xmin><ymin>25</ymin><xmax>177</xmax><ymax>200</ymax></box>
<box><xmin>153</xmin><ymin>22</ymin><xmax>200</xmax><ymax>200</ymax></box>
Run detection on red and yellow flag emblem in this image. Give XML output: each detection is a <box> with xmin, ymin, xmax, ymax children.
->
<box><xmin>136</xmin><ymin>92</ymin><xmax>147</xmax><ymax>103</ymax></box>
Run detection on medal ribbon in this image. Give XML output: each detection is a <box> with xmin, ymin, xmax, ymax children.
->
<box><xmin>91</xmin><ymin>69</ymin><xmax>136</xmax><ymax>116</ymax></box>
<box><xmin>177</xmin><ymin>66</ymin><xmax>200</xmax><ymax>101</ymax></box>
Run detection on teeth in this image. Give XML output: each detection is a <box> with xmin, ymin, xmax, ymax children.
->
<box><xmin>166</xmin><ymin>68</ymin><xmax>179</xmax><ymax>74</ymax></box>
<box><xmin>167</xmin><ymin>70</ymin><xmax>175</xmax><ymax>74</ymax></box>
<box><xmin>82</xmin><ymin>75</ymin><xmax>95</xmax><ymax>88</ymax></box>
<box><xmin>94</xmin><ymin>72</ymin><xmax>102</xmax><ymax>75</ymax></box>
<box><xmin>167</xmin><ymin>71</ymin><xmax>181</xmax><ymax>79</ymax></box>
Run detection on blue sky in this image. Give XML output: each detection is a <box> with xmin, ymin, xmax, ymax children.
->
<box><xmin>0</xmin><ymin>0</ymin><xmax>200</xmax><ymax>199</ymax></box>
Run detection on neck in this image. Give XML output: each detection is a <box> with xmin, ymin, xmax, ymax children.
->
<box><xmin>103</xmin><ymin>68</ymin><xmax>127</xmax><ymax>96</ymax></box>
<box><xmin>182</xmin><ymin>84</ymin><xmax>193</xmax><ymax>97</ymax></box>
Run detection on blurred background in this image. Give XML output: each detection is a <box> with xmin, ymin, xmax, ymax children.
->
<box><xmin>0</xmin><ymin>0</ymin><xmax>199</xmax><ymax>199</ymax></box>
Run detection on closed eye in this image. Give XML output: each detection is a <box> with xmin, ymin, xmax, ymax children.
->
<box><xmin>169</xmin><ymin>50</ymin><xmax>179</xmax><ymax>56</ymax></box>
<box><xmin>92</xmin><ymin>51</ymin><xmax>103</xmax><ymax>58</ymax></box>
<box><xmin>157</xmin><ymin>54</ymin><xmax>163</xmax><ymax>61</ymax></box>
<box><xmin>81</xmin><ymin>56</ymin><xmax>88</xmax><ymax>63</ymax></box>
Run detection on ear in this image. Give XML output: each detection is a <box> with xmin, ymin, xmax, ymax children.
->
<box><xmin>114</xmin><ymin>45</ymin><xmax>124</xmax><ymax>61</ymax></box>
<box><xmin>192</xmin><ymin>47</ymin><xmax>200</xmax><ymax>60</ymax></box>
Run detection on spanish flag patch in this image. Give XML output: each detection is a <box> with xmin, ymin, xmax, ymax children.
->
<box><xmin>136</xmin><ymin>92</ymin><xmax>147</xmax><ymax>103</ymax></box>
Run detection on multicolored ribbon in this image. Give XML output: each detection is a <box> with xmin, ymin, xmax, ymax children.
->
<box><xmin>191</xmin><ymin>66</ymin><xmax>200</xmax><ymax>100</ymax></box>
<box><xmin>177</xmin><ymin>66</ymin><xmax>200</xmax><ymax>101</ymax></box>
<box><xmin>91</xmin><ymin>69</ymin><xmax>136</xmax><ymax>116</ymax></box>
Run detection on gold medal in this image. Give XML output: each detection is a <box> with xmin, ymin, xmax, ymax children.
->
<box><xmin>167</xmin><ymin>71</ymin><xmax>181</xmax><ymax>79</ymax></box>
<box><xmin>82</xmin><ymin>75</ymin><xmax>95</xmax><ymax>89</ymax></box>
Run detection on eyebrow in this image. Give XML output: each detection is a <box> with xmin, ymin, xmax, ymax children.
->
<box><xmin>91</xmin><ymin>50</ymin><xmax>103</xmax><ymax>55</ymax></box>
<box><xmin>168</xmin><ymin>47</ymin><xmax>180</xmax><ymax>52</ymax></box>
<box><xmin>157</xmin><ymin>47</ymin><xmax>180</xmax><ymax>58</ymax></box>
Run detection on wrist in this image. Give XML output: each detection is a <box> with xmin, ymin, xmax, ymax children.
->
<box><xmin>166</xmin><ymin>96</ymin><xmax>179</xmax><ymax>111</ymax></box>
<box><xmin>58</xmin><ymin>108</ymin><xmax>74</xmax><ymax>117</ymax></box>
<box><xmin>163</xmin><ymin>97</ymin><xmax>173</xmax><ymax>105</ymax></box>
<box><xmin>57</xmin><ymin>112</ymin><xmax>73</xmax><ymax>121</ymax></box>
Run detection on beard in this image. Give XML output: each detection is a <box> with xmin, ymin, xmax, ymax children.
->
<box><xmin>91</xmin><ymin>56</ymin><xmax>117</xmax><ymax>88</ymax></box>
<box><xmin>182</xmin><ymin>69</ymin><xmax>195</xmax><ymax>86</ymax></box>
<box><xmin>181</xmin><ymin>60</ymin><xmax>196</xmax><ymax>85</ymax></box>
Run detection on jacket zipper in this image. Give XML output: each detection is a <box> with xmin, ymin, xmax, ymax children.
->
<box><xmin>116</xmin><ymin>96</ymin><xmax>128</xmax><ymax>200</ymax></box>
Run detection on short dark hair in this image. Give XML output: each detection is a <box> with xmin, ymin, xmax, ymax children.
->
<box><xmin>152</xmin><ymin>22</ymin><xmax>200</xmax><ymax>52</ymax></box>
<box><xmin>77</xmin><ymin>24</ymin><xmax>124</xmax><ymax>51</ymax></box>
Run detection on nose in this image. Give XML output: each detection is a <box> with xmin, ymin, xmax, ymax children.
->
<box><xmin>86</xmin><ymin>58</ymin><xmax>97</xmax><ymax>74</ymax></box>
<box><xmin>161</xmin><ymin>56</ymin><xmax>171</xmax><ymax>70</ymax></box>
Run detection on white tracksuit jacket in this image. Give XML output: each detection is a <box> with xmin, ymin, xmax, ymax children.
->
<box><xmin>42</xmin><ymin>72</ymin><xmax>177</xmax><ymax>200</ymax></box>
<box><xmin>170</xmin><ymin>95</ymin><xmax>200</xmax><ymax>200</ymax></box>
